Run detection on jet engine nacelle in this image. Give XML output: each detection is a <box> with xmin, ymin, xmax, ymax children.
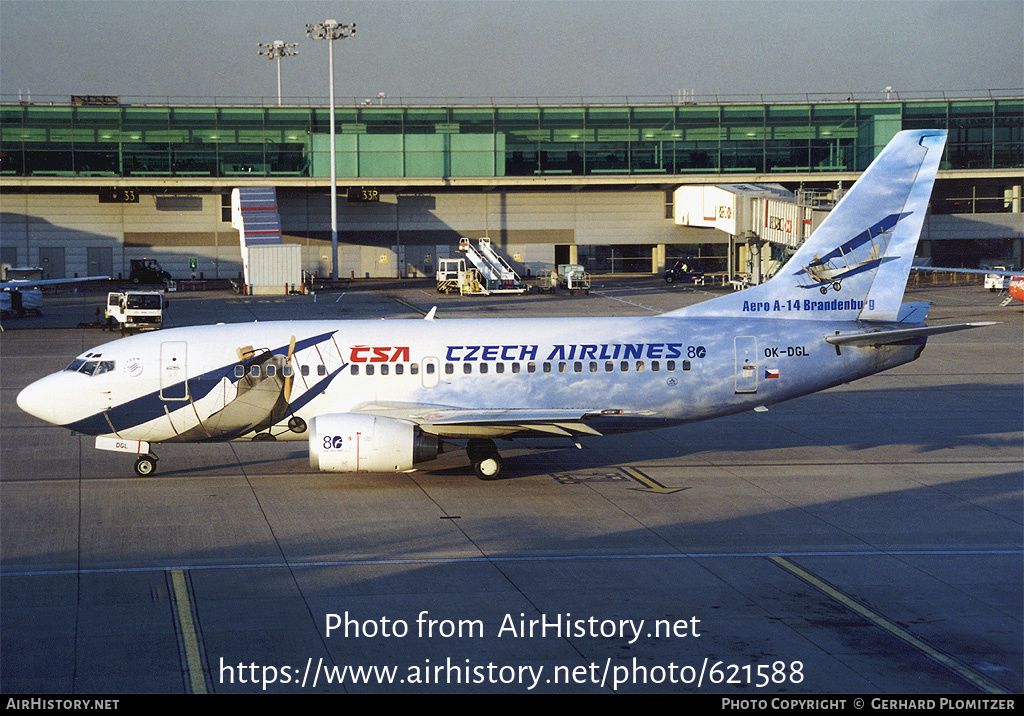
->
<box><xmin>309</xmin><ymin>414</ymin><xmax>441</xmax><ymax>472</ymax></box>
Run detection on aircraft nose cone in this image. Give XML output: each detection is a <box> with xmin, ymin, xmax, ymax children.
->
<box><xmin>17</xmin><ymin>375</ymin><xmax>58</xmax><ymax>425</ymax></box>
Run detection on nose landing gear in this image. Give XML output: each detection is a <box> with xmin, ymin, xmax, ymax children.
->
<box><xmin>134</xmin><ymin>453</ymin><xmax>158</xmax><ymax>477</ymax></box>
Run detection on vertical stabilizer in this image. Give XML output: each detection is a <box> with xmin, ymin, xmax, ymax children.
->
<box><xmin>673</xmin><ymin>130</ymin><xmax>947</xmax><ymax>321</ymax></box>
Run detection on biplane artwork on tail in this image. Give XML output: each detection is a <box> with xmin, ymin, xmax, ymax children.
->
<box><xmin>794</xmin><ymin>212</ymin><xmax>910</xmax><ymax>294</ymax></box>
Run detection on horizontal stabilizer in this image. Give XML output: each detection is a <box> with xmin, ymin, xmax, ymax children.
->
<box><xmin>825</xmin><ymin>322</ymin><xmax>998</xmax><ymax>346</ymax></box>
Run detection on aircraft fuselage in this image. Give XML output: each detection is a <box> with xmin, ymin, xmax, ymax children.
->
<box><xmin>19</xmin><ymin>315</ymin><xmax>923</xmax><ymax>446</ymax></box>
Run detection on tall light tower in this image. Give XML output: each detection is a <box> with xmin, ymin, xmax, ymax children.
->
<box><xmin>258</xmin><ymin>40</ymin><xmax>299</xmax><ymax>106</ymax></box>
<box><xmin>306</xmin><ymin>19</ymin><xmax>356</xmax><ymax>281</ymax></box>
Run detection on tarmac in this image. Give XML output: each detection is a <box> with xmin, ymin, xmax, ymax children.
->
<box><xmin>1</xmin><ymin>276</ymin><xmax>1021</xmax><ymax>694</ymax></box>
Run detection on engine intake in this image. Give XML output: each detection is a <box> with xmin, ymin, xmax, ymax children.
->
<box><xmin>309</xmin><ymin>414</ymin><xmax>441</xmax><ymax>472</ymax></box>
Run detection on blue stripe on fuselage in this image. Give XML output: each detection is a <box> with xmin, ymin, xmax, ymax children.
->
<box><xmin>63</xmin><ymin>330</ymin><xmax>338</xmax><ymax>436</ymax></box>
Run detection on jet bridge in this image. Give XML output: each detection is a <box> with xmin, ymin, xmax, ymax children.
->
<box><xmin>673</xmin><ymin>184</ymin><xmax>816</xmax><ymax>284</ymax></box>
<box><xmin>673</xmin><ymin>184</ymin><xmax>811</xmax><ymax>249</ymax></box>
<box><xmin>457</xmin><ymin>237</ymin><xmax>527</xmax><ymax>294</ymax></box>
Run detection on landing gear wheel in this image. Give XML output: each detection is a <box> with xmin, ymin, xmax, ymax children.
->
<box><xmin>288</xmin><ymin>416</ymin><xmax>307</xmax><ymax>433</ymax></box>
<box><xmin>473</xmin><ymin>453</ymin><xmax>503</xmax><ymax>481</ymax></box>
<box><xmin>832</xmin><ymin>281</ymin><xmax>842</xmax><ymax>292</ymax></box>
<box><xmin>819</xmin><ymin>285</ymin><xmax>829</xmax><ymax>295</ymax></box>
<box><xmin>134</xmin><ymin>454</ymin><xmax>157</xmax><ymax>477</ymax></box>
<box><xmin>467</xmin><ymin>438</ymin><xmax>503</xmax><ymax>481</ymax></box>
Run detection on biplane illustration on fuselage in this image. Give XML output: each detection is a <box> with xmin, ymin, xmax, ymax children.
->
<box><xmin>17</xmin><ymin>130</ymin><xmax>995</xmax><ymax>480</ymax></box>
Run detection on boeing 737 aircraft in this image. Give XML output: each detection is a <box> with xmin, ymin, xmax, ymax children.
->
<box><xmin>17</xmin><ymin>130</ymin><xmax>993</xmax><ymax>479</ymax></box>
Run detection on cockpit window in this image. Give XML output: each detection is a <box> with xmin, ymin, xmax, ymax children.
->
<box><xmin>64</xmin><ymin>359</ymin><xmax>115</xmax><ymax>376</ymax></box>
<box><xmin>93</xmin><ymin>361</ymin><xmax>115</xmax><ymax>375</ymax></box>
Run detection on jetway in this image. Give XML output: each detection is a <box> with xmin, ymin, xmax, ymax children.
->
<box><xmin>673</xmin><ymin>184</ymin><xmax>812</xmax><ymax>249</ymax></box>
<box><xmin>674</xmin><ymin>184</ymin><xmax>819</xmax><ymax>284</ymax></box>
<box><xmin>457</xmin><ymin>237</ymin><xmax>527</xmax><ymax>294</ymax></box>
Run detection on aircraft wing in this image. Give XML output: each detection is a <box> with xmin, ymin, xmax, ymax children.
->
<box><xmin>911</xmin><ymin>266</ymin><xmax>1021</xmax><ymax>277</ymax></box>
<box><xmin>825</xmin><ymin>322</ymin><xmax>998</xmax><ymax>346</ymax></box>
<box><xmin>0</xmin><ymin>275</ymin><xmax>110</xmax><ymax>290</ymax></box>
<box><xmin>350</xmin><ymin>403</ymin><xmax>648</xmax><ymax>438</ymax></box>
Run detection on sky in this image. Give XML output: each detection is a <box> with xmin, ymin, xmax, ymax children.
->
<box><xmin>1</xmin><ymin>0</ymin><xmax>1021</xmax><ymax>103</ymax></box>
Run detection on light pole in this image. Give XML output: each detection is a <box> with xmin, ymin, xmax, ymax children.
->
<box><xmin>306</xmin><ymin>19</ymin><xmax>355</xmax><ymax>281</ymax></box>
<box><xmin>257</xmin><ymin>40</ymin><xmax>299</xmax><ymax>106</ymax></box>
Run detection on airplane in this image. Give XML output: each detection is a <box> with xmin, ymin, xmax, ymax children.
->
<box><xmin>1</xmin><ymin>273</ymin><xmax>111</xmax><ymax>318</ymax></box>
<box><xmin>16</xmin><ymin>129</ymin><xmax>996</xmax><ymax>480</ymax></box>
<box><xmin>1011</xmin><ymin>276</ymin><xmax>1024</xmax><ymax>304</ymax></box>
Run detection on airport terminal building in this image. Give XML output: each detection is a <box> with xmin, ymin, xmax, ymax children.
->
<box><xmin>1</xmin><ymin>91</ymin><xmax>1021</xmax><ymax>282</ymax></box>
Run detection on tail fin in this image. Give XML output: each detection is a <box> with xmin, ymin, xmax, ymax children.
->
<box><xmin>674</xmin><ymin>129</ymin><xmax>947</xmax><ymax>322</ymax></box>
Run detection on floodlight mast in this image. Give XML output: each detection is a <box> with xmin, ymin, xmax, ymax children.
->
<box><xmin>307</xmin><ymin>19</ymin><xmax>356</xmax><ymax>282</ymax></box>
<box><xmin>258</xmin><ymin>40</ymin><xmax>299</xmax><ymax>106</ymax></box>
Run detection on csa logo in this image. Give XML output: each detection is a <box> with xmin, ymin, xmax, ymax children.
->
<box><xmin>349</xmin><ymin>345</ymin><xmax>410</xmax><ymax>363</ymax></box>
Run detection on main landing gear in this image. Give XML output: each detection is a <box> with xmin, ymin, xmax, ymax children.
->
<box><xmin>134</xmin><ymin>453</ymin><xmax>159</xmax><ymax>477</ymax></box>
<box><xmin>466</xmin><ymin>438</ymin><xmax>503</xmax><ymax>480</ymax></box>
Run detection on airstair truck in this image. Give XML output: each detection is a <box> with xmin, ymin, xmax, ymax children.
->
<box><xmin>457</xmin><ymin>237</ymin><xmax>528</xmax><ymax>294</ymax></box>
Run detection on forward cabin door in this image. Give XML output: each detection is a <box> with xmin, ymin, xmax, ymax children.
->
<box><xmin>160</xmin><ymin>341</ymin><xmax>189</xmax><ymax>401</ymax></box>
